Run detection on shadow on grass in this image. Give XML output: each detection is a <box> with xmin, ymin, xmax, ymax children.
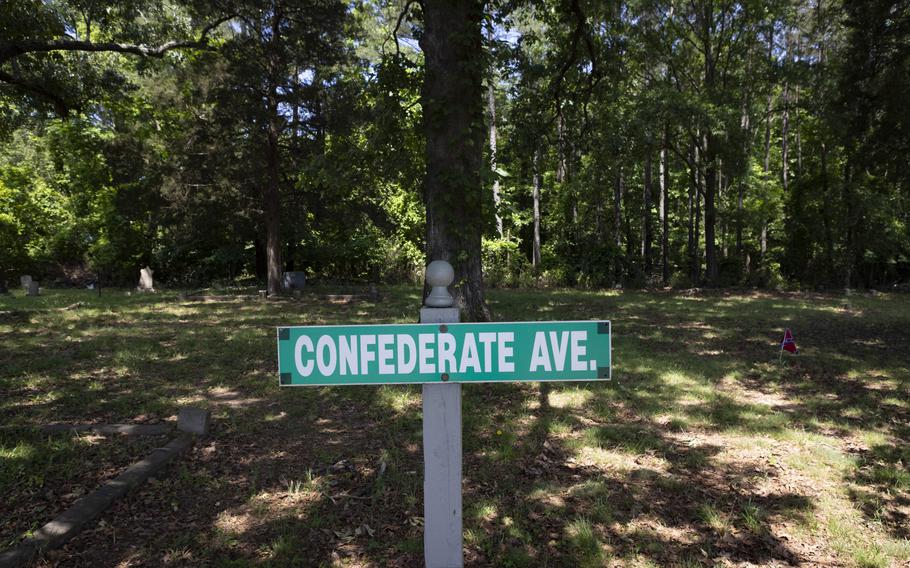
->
<box><xmin>2</xmin><ymin>288</ymin><xmax>908</xmax><ymax>565</ymax></box>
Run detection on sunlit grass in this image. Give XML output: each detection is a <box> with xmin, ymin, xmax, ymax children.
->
<box><xmin>2</xmin><ymin>287</ymin><xmax>909</xmax><ymax>565</ymax></box>
<box><xmin>565</xmin><ymin>517</ymin><xmax>605</xmax><ymax>567</ymax></box>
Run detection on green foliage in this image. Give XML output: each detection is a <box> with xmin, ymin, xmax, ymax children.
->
<box><xmin>482</xmin><ymin>236</ymin><xmax>533</xmax><ymax>288</ymax></box>
<box><xmin>0</xmin><ymin>161</ymin><xmax>76</xmax><ymax>277</ymax></box>
<box><xmin>0</xmin><ymin>0</ymin><xmax>908</xmax><ymax>291</ymax></box>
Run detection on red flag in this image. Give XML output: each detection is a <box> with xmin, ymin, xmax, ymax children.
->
<box><xmin>781</xmin><ymin>328</ymin><xmax>798</xmax><ymax>354</ymax></box>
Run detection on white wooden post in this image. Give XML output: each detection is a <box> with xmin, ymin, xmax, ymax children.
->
<box><xmin>420</xmin><ymin>260</ymin><xmax>463</xmax><ymax>568</ymax></box>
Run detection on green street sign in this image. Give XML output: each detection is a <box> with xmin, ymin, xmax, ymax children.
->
<box><xmin>277</xmin><ymin>320</ymin><xmax>611</xmax><ymax>386</ymax></box>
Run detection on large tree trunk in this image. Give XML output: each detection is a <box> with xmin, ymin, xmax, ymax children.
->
<box><xmin>688</xmin><ymin>142</ymin><xmax>702</xmax><ymax>284</ymax></box>
<box><xmin>264</xmin><ymin>95</ymin><xmax>283</xmax><ymax>296</ymax></box>
<box><xmin>737</xmin><ymin>182</ymin><xmax>744</xmax><ymax>255</ymax></box>
<box><xmin>717</xmin><ymin>159</ymin><xmax>730</xmax><ymax>258</ymax></box>
<box><xmin>842</xmin><ymin>163</ymin><xmax>856</xmax><ymax>289</ymax></box>
<box><xmin>763</xmin><ymin>94</ymin><xmax>773</xmax><ymax>173</ymax></box>
<box><xmin>614</xmin><ymin>167</ymin><xmax>623</xmax><ymax>283</ymax></box>
<box><xmin>695</xmin><ymin>179</ymin><xmax>701</xmax><ymax>283</ymax></box>
<box><xmin>688</xmin><ymin>149</ymin><xmax>697</xmax><ymax>283</ymax></box>
<box><xmin>703</xmin><ymin>135</ymin><xmax>718</xmax><ymax>284</ymax></box>
<box><xmin>660</xmin><ymin>130</ymin><xmax>670</xmax><ymax>284</ymax></box>
<box><xmin>488</xmin><ymin>74</ymin><xmax>502</xmax><ymax>238</ymax></box>
<box><xmin>700</xmin><ymin>6</ymin><xmax>719</xmax><ymax>286</ymax></box>
<box><xmin>760</xmin><ymin>28</ymin><xmax>774</xmax><ymax>273</ymax></box>
<box><xmin>642</xmin><ymin>149</ymin><xmax>653</xmax><ymax>276</ymax></box>
<box><xmin>421</xmin><ymin>0</ymin><xmax>489</xmax><ymax>321</ymax></box>
<box><xmin>556</xmin><ymin>108</ymin><xmax>567</xmax><ymax>184</ymax></box>
<box><xmin>763</xmin><ymin>26</ymin><xmax>774</xmax><ymax>173</ymax></box>
<box><xmin>532</xmin><ymin>148</ymin><xmax>542</xmax><ymax>269</ymax></box>
<box><xmin>736</xmin><ymin>103</ymin><xmax>749</xmax><ymax>259</ymax></box>
<box><xmin>782</xmin><ymin>82</ymin><xmax>790</xmax><ymax>191</ymax></box>
<box><xmin>795</xmin><ymin>33</ymin><xmax>802</xmax><ymax>176</ymax></box>
<box><xmin>821</xmin><ymin>141</ymin><xmax>834</xmax><ymax>282</ymax></box>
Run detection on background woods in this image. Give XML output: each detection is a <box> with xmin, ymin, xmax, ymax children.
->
<box><xmin>1</xmin><ymin>0</ymin><xmax>908</xmax><ymax>293</ymax></box>
<box><xmin>2</xmin><ymin>3</ymin><xmax>910</xmax><ymax>566</ymax></box>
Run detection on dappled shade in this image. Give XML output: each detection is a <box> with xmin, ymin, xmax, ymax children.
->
<box><xmin>2</xmin><ymin>287</ymin><xmax>908</xmax><ymax>565</ymax></box>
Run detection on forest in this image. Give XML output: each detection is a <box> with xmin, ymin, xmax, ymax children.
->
<box><xmin>3</xmin><ymin>3</ymin><xmax>910</xmax><ymax>566</ymax></box>
<box><xmin>2</xmin><ymin>0</ymin><xmax>908</xmax><ymax>298</ymax></box>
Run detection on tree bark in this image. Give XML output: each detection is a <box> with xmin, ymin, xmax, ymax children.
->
<box><xmin>532</xmin><ymin>148</ymin><xmax>542</xmax><ymax>270</ymax></box>
<box><xmin>703</xmin><ymin>132</ymin><xmax>717</xmax><ymax>284</ymax></box>
<box><xmin>488</xmin><ymin>74</ymin><xmax>503</xmax><ymax>238</ymax></box>
<box><xmin>688</xmin><ymin>142</ymin><xmax>702</xmax><ymax>284</ymax></box>
<box><xmin>782</xmin><ymin>82</ymin><xmax>790</xmax><ymax>191</ymax></box>
<box><xmin>642</xmin><ymin>149</ymin><xmax>653</xmax><ymax>276</ymax></box>
<box><xmin>842</xmin><ymin>163</ymin><xmax>856</xmax><ymax>289</ymax></box>
<box><xmin>763</xmin><ymin>93</ymin><xmax>773</xmax><ymax>173</ymax></box>
<box><xmin>737</xmin><ymin>102</ymin><xmax>749</xmax><ymax>259</ymax></box>
<box><xmin>795</xmin><ymin>85</ymin><xmax>802</xmax><ymax>176</ymax></box>
<box><xmin>760</xmin><ymin>27</ymin><xmax>773</xmax><ymax>272</ymax></box>
<box><xmin>699</xmin><ymin>5</ymin><xmax>718</xmax><ymax>285</ymax></box>
<box><xmin>821</xmin><ymin>141</ymin><xmax>834</xmax><ymax>281</ymax></box>
<box><xmin>556</xmin><ymin>108</ymin><xmax>567</xmax><ymax>184</ymax></box>
<box><xmin>660</xmin><ymin>129</ymin><xmax>670</xmax><ymax>284</ymax></box>
<box><xmin>764</xmin><ymin>26</ymin><xmax>774</xmax><ymax>173</ymax></box>
<box><xmin>736</xmin><ymin>182</ymin><xmax>744</xmax><ymax>255</ymax></box>
<box><xmin>695</xmin><ymin>179</ymin><xmax>701</xmax><ymax>283</ymax></box>
<box><xmin>795</xmin><ymin>33</ymin><xmax>803</xmax><ymax>176</ymax></box>
<box><xmin>264</xmin><ymin>93</ymin><xmax>283</xmax><ymax>296</ymax></box>
<box><xmin>614</xmin><ymin>167</ymin><xmax>623</xmax><ymax>283</ymax></box>
<box><xmin>421</xmin><ymin>0</ymin><xmax>489</xmax><ymax>321</ymax></box>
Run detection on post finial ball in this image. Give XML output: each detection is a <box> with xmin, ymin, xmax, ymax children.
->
<box><xmin>426</xmin><ymin>260</ymin><xmax>454</xmax><ymax>288</ymax></box>
<box><xmin>424</xmin><ymin>260</ymin><xmax>455</xmax><ymax>308</ymax></box>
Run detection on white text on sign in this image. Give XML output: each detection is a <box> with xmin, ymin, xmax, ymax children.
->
<box><xmin>293</xmin><ymin>330</ymin><xmax>595</xmax><ymax>377</ymax></box>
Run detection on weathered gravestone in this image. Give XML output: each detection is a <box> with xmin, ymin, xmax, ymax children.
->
<box><xmin>138</xmin><ymin>267</ymin><xmax>154</xmax><ymax>292</ymax></box>
<box><xmin>27</xmin><ymin>281</ymin><xmax>40</xmax><ymax>296</ymax></box>
<box><xmin>177</xmin><ymin>407</ymin><xmax>211</xmax><ymax>435</ymax></box>
<box><xmin>20</xmin><ymin>275</ymin><xmax>32</xmax><ymax>290</ymax></box>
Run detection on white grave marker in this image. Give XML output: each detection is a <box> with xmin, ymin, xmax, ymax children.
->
<box><xmin>138</xmin><ymin>267</ymin><xmax>154</xmax><ymax>291</ymax></box>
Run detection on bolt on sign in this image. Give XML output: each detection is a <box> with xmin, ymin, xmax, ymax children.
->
<box><xmin>277</xmin><ymin>321</ymin><xmax>611</xmax><ymax>386</ymax></box>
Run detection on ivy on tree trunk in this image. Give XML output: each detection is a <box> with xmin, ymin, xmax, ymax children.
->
<box><xmin>420</xmin><ymin>0</ymin><xmax>490</xmax><ymax>321</ymax></box>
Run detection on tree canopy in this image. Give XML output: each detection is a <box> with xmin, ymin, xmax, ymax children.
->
<box><xmin>1</xmin><ymin>0</ymin><xmax>908</xmax><ymax>296</ymax></box>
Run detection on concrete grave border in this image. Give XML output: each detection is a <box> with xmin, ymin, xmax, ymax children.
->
<box><xmin>0</xmin><ymin>408</ymin><xmax>210</xmax><ymax>568</ymax></box>
<box><xmin>39</xmin><ymin>423</ymin><xmax>173</xmax><ymax>436</ymax></box>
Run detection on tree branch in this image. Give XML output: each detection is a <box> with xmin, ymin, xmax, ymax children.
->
<box><xmin>0</xmin><ymin>14</ymin><xmax>235</xmax><ymax>65</ymax></box>
<box><xmin>0</xmin><ymin>69</ymin><xmax>72</xmax><ymax>117</ymax></box>
<box><xmin>0</xmin><ymin>15</ymin><xmax>234</xmax><ymax>116</ymax></box>
<box><xmin>393</xmin><ymin>0</ymin><xmax>422</xmax><ymax>59</ymax></box>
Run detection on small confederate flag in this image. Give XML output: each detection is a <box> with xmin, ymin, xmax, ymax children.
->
<box><xmin>781</xmin><ymin>328</ymin><xmax>799</xmax><ymax>354</ymax></box>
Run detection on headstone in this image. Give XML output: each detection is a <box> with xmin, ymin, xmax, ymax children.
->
<box><xmin>138</xmin><ymin>267</ymin><xmax>154</xmax><ymax>292</ymax></box>
<box><xmin>20</xmin><ymin>275</ymin><xmax>32</xmax><ymax>290</ymax></box>
<box><xmin>281</xmin><ymin>271</ymin><xmax>306</xmax><ymax>290</ymax></box>
<box><xmin>177</xmin><ymin>407</ymin><xmax>211</xmax><ymax>435</ymax></box>
<box><xmin>27</xmin><ymin>281</ymin><xmax>39</xmax><ymax>296</ymax></box>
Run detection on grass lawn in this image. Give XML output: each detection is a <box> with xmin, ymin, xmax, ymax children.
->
<box><xmin>1</xmin><ymin>286</ymin><xmax>909</xmax><ymax>567</ymax></box>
